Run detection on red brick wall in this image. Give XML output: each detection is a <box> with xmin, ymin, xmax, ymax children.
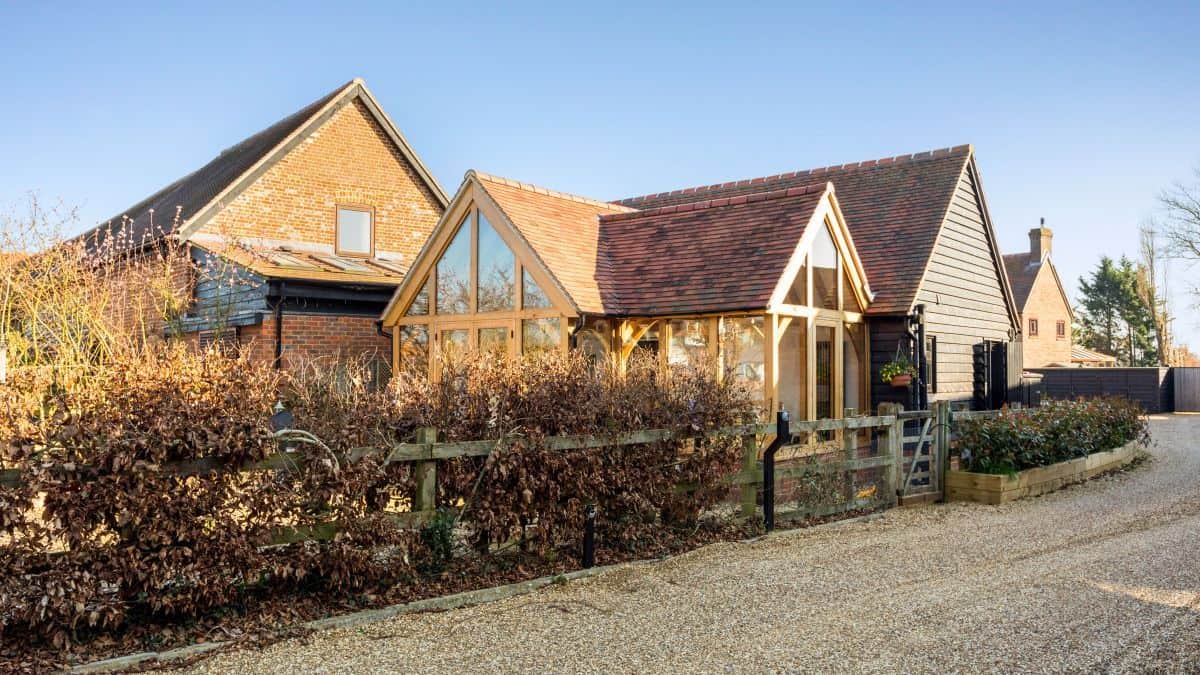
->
<box><xmin>198</xmin><ymin>97</ymin><xmax>443</xmax><ymax>266</ymax></box>
<box><xmin>237</xmin><ymin>313</ymin><xmax>389</xmax><ymax>371</ymax></box>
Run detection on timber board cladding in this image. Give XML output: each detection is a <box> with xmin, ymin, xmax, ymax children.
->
<box><xmin>870</xmin><ymin>167</ymin><xmax>1016</xmax><ymax>410</ymax></box>
<box><xmin>915</xmin><ymin>167</ymin><xmax>1014</xmax><ymax>401</ymax></box>
<box><xmin>945</xmin><ymin>442</ymin><xmax>1139</xmax><ymax>504</ymax></box>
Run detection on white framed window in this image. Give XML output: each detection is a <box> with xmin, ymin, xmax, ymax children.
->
<box><xmin>336</xmin><ymin>205</ymin><xmax>374</xmax><ymax>257</ymax></box>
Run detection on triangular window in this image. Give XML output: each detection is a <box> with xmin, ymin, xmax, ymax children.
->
<box><xmin>476</xmin><ymin>212</ymin><xmax>515</xmax><ymax>312</ymax></box>
<box><xmin>436</xmin><ymin>214</ymin><xmax>472</xmax><ymax>314</ymax></box>
<box><xmin>843</xmin><ymin>266</ymin><xmax>862</xmax><ymax>313</ymax></box>
<box><xmin>784</xmin><ymin>255</ymin><xmax>808</xmax><ymax>305</ymax></box>
<box><xmin>523</xmin><ymin>269</ymin><xmax>552</xmax><ymax>309</ymax></box>
<box><xmin>406</xmin><ymin>276</ymin><xmax>431</xmax><ymax>316</ymax></box>
<box><xmin>811</xmin><ymin>223</ymin><xmax>839</xmax><ymax>310</ymax></box>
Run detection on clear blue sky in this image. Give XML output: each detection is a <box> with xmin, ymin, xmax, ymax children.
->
<box><xmin>2</xmin><ymin>1</ymin><xmax>1198</xmax><ymax>346</ymax></box>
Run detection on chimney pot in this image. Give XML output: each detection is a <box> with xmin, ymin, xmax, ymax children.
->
<box><xmin>1029</xmin><ymin>223</ymin><xmax>1053</xmax><ymax>261</ymax></box>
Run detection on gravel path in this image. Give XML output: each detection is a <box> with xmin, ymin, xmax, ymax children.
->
<box><xmin>178</xmin><ymin>414</ymin><xmax>1200</xmax><ymax>673</ymax></box>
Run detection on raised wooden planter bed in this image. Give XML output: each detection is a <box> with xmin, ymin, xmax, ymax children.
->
<box><xmin>945</xmin><ymin>441</ymin><xmax>1140</xmax><ymax>505</ymax></box>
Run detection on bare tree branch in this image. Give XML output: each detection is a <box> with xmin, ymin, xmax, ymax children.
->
<box><xmin>1160</xmin><ymin>165</ymin><xmax>1200</xmax><ymax>260</ymax></box>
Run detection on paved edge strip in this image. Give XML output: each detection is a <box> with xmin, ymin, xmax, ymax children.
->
<box><xmin>67</xmin><ymin>510</ymin><xmax>890</xmax><ymax>674</ymax></box>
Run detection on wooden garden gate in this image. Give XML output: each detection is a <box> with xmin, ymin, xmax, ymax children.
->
<box><xmin>881</xmin><ymin>402</ymin><xmax>951</xmax><ymax>504</ymax></box>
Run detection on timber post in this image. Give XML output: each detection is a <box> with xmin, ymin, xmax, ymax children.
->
<box><xmin>739</xmin><ymin>422</ymin><xmax>759</xmax><ymax>519</ymax></box>
<box><xmin>878</xmin><ymin>403</ymin><xmax>903</xmax><ymax>506</ymax></box>
<box><xmin>933</xmin><ymin>400</ymin><xmax>952</xmax><ymax>500</ymax></box>
<box><xmin>843</xmin><ymin>407</ymin><xmax>858</xmax><ymax>502</ymax></box>
<box><xmin>414</xmin><ymin>427</ymin><xmax>438</xmax><ymax>513</ymax></box>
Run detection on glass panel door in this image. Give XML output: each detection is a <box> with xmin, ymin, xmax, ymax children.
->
<box><xmin>777</xmin><ymin>318</ymin><xmax>807</xmax><ymax>421</ymax></box>
<box><xmin>815</xmin><ymin>324</ymin><xmax>835</xmax><ymax>420</ymax></box>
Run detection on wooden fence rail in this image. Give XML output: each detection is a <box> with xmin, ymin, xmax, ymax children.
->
<box><xmin>0</xmin><ymin>414</ymin><xmax>904</xmax><ymax>546</ymax></box>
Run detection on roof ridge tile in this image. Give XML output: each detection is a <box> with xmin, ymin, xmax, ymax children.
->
<box><xmin>471</xmin><ymin>170</ymin><xmax>635</xmax><ymax>213</ymax></box>
<box><xmin>617</xmin><ymin>144</ymin><xmax>972</xmax><ymax>205</ymax></box>
<box><xmin>601</xmin><ymin>182</ymin><xmax>830</xmax><ymax>223</ymax></box>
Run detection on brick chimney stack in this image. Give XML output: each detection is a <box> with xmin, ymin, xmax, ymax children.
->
<box><xmin>1029</xmin><ymin>217</ymin><xmax>1053</xmax><ymax>261</ymax></box>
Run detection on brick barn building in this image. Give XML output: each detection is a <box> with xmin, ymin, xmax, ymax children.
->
<box><xmin>82</xmin><ymin>79</ymin><xmax>447</xmax><ymax>371</ymax></box>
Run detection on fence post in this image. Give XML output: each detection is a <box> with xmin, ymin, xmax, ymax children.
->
<box><xmin>878</xmin><ymin>403</ymin><xmax>902</xmax><ymax>506</ymax></box>
<box><xmin>843</xmin><ymin>408</ymin><xmax>857</xmax><ymax>503</ymax></box>
<box><xmin>933</xmin><ymin>401</ymin><xmax>951</xmax><ymax>500</ymax></box>
<box><xmin>414</xmin><ymin>427</ymin><xmax>438</xmax><ymax>514</ymax></box>
<box><xmin>739</xmin><ymin>420</ymin><xmax>758</xmax><ymax>518</ymax></box>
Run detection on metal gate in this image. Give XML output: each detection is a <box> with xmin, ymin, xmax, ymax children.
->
<box><xmin>1176</xmin><ymin>367</ymin><xmax>1200</xmax><ymax>412</ymax></box>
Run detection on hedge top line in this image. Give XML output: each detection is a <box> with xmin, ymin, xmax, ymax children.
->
<box><xmin>0</xmin><ymin>415</ymin><xmax>912</xmax><ymax>489</ymax></box>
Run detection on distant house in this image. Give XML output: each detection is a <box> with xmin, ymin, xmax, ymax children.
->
<box><xmin>382</xmin><ymin>145</ymin><xmax>1024</xmax><ymax>415</ymax></box>
<box><xmin>81</xmin><ymin>79</ymin><xmax>447</xmax><ymax>370</ymax></box>
<box><xmin>1003</xmin><ymin>223</ymin><xmax>1073</xmax><ymax>367</ymax></box>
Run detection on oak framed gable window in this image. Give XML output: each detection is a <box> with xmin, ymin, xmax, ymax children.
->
<box><xmin>336</xmin><ymin>205</ymin><xmax>374</xmax><ymax>257</ymax></box>
<box><xmin>1056</xmin><ymin>320</ymin><xmax>1066</xmax><ymax>338</ymax></box>
<box><xmin>1028</xmin><ymin>318</ymin><xmax>1039</xmax><ymax>337</ymax></box>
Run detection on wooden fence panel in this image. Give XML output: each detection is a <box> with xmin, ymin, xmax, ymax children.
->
<box><xmin>2</xmin><ymin>416</ymin><xmax>903</xmax><ymax>547</ymax></box>
<box><xmin>1175</xmin><ymin>367</ymin><xmax>1200</xmax><ymax>412</ymax></box>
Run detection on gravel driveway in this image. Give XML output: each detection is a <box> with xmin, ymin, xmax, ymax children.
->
<box><xmin>178</xmin><ymin>414</ymin><xmax>1200</xmax><ymax>673</ymax></box>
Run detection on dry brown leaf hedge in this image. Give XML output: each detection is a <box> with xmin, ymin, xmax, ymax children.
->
<box><xmin>0</xmin><ymin>346</ymin><xmax>755</xmax><ymax>647</ymax></box>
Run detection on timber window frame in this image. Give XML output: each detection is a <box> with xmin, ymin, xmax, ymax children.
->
<box><xmin>1056</xmin><ymin>320</ymin><xmax>1066</xmax><ymax>339</ymax></box>
<box><xmin>1029</xmin><ymin>318</ymin><xmax>1039</xmax><ymax>337</ymax></box>
<box><xmin>384</xmin><ymin>181</ymin><xmax>576</xmax><ymax>381</ymax></box>
<box><xmin>335</xmin><ymin>204</ymin><xmax>375</xmax><ymax>258</ymax></box>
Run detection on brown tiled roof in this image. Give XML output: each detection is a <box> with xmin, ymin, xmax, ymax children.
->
<box><xmin>597</xmin><ymin>184</ymin><xmax>830</xmax><ymax>315</ymax></box>
<box><xmin>79</xmin><ymin>80</ymin><xmax>355</xmax><ymax>252</ymax></box>
<box><xmin>474</xmin><ymin>172</ymin><xmax>635</xmax><ymax>314</ymax></box>
<box><xmin>471</xmin><ymin>172</ymin><xmax>831</xmax><ymax>316</ymax></box>
<box><xmin>618</xmin><ymin>145</ymin><xmax>974</xmax><ymax>314</ymax></box>
<box><xmin>1003</xmin><ymin>252</ymin><xmax>1040</xmax><ymax>310</ymax></box>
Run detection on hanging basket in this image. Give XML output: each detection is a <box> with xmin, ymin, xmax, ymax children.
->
<box><xmin>889</xmin><ymin>373</ymin><xmax>912</xmax><ymax>388</ymax></box>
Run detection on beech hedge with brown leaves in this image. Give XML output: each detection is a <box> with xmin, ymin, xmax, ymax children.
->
<box><xmin>0</xmin><ymin>347</ymin><xmax>755</xmax><ymax>647</ymax></box>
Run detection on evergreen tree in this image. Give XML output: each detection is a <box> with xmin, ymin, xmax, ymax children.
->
<box><xmin>1075</xmin><ymin>256</ymin><xmax>1159</xmax><ymax>366</ymax></box>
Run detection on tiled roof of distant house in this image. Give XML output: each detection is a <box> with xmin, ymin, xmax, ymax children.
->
<box><xmin>1003</xmin><ymin>252</ymin><xmax>1041</xmax><ymax>309</ymax></box>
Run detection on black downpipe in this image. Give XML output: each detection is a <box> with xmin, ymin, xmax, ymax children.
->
<box><xmin>272</xmin><ymin>283</ymin><xmax>286</xmax><ymax>370</ymax></box>
<box><xmin>915</xmin><ymin>304</ymin><xmax>927</xmax><ymax>411</ymax></box>
<box><xmin>904</xmin><ymin>305</ymin><xmax>929</xmax><ymax>410</ymax></box>
<box><xmin>763</xmin><ymin>410</ymin><xmax>790</xmax><ymax>532</ymax></box>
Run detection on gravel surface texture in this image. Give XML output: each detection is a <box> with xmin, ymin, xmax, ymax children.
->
<box><xmin>175</xmin><ymin>414</ymin><xmax>1200</xmax><ymax>674</ymax></box>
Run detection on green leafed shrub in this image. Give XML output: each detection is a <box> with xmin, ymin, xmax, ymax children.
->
<box><xmin>958</xmin><ymin>398</ymin><xmax>1150</xmax><ymax>475</ymax></box>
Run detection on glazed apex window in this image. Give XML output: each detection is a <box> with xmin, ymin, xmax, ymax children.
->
<box><xmin>811</xmin><ymin>224</ymin><xmax>839</xmax><ymax>311</ymax></box>
<box><xmin>1056</xmin><ymin>320</ymin><xmax>1067</xmax><ymax>338</ymax></box>
<box><xmin>336</xmin><ymin>206</ymin><xmax>374</xmax><ymax>256</ymax></box>
<box><xmin>1029</xmin><ymin>318</ymin><xmax>1039</xmax><ymax>337</ymax></box>
<box><xmin>436</xmin><ymin>214</ymin><xmax>473</xmax><ymax>315</ymax></box>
